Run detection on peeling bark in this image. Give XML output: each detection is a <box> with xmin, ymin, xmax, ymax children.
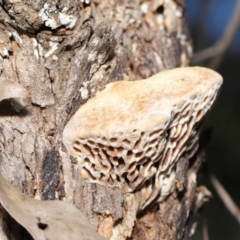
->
<box><xmin>0</xmin><ymin>0</ymin><xmax>210</xmax><ymax>239</ymax></box>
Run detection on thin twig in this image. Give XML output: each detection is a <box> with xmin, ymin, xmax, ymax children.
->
<box><xmin>203</xmin><ymin>219</ymin><xmax>209</xmax><ymax>240</ymax></box>
<box><xmin>192</xmin><ymin>0</ymin><xmax>240</xmax><ymax>69</ymax></box>
<box><xmin>209</xmin><ymin>173</ymin><xmax>240</xmax><ymax>224</ymax></box>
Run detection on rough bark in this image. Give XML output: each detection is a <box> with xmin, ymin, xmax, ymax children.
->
<box><xmin>0</xmin><ymin>0</ymin><xmax>210</xmax><ymax>239</ymax></box>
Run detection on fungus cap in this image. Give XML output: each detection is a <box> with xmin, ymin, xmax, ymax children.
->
<box><xmin>63</xmin><ymin>67</ymin><xmax>222</xmax><ymax>209</ymax></box>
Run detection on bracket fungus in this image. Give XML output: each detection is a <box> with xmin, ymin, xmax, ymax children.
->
<box><xmin>63</xmin><ymin>67</ymin><xmax>223</xmax><ymax>209</ymax></box>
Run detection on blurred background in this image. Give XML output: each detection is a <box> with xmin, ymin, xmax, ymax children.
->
<box><xmin>185</xmin><ymin>0</ymin><xmax>240</xmax><ymax>239</ymax></box>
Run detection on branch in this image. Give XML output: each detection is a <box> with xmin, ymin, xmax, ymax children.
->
<box><xmin>203</xmin><ymin>219</ymin><xmax>209</xmax><ymax>240</ymax></box>
<box><xmin>192</xmin><ymin>0</ymin><xmax>240</xmax><ymax>69</ymax></box>
<box><xmin>209</xmin><ymin>173</ymin><xmax>240</xmax><ymax>224</ymax></box>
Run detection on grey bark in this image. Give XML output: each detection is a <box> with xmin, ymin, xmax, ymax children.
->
<box><xmin>0</xmin><ymin>0</ymin><xmax>210</xmax><ymax>239</ymax></box>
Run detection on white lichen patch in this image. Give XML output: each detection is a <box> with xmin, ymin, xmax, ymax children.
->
<box><xmin>156</xmin><ymin>13</ymin><xmax>164</xmax><ymax>24</ymax></box>
<box><xmin>44</xmin><ymin>41</ymin><xmax>59</xmax><ymax>58</ymax></box>
<box><xmin>81</xmin><ymin>0</ymin><xmax>91</xmax><ymax>5</ymax></box>
<box><xmin>140</xmin><ymin>3</ymin><xmax>149</xmax><ymax>14</ymax></box>
<box><xmin>32</xmin><ymin>38</ymin><xmax>39</xmax><ymax>59</ymax></box>
<box><xmin>87</xmin><ymin>52</ymin><xmax>97</xmax><ymax>62</ymax></box>
<box><xmin>34</xmin><ymin>38</ymin><xmax>59</xmax><ymax>59</ymax></box>
<box><xmin>11</xmin><ymin>31</ymin><xmax>23</xmax><ymax>44</ymax></box>
<box><xmin>52</xmin><ymin>55</ymin><xmax>58</xmax><ymax>61</ymax></box>
<box><xmin>1</xmin><ymin>48</ymin><xmax>9</xmax><ymax>58</ymax></box>
<box><xmin>37</xmin><ymin>42</ymin><xmax>44</xmax><ymax>57</ymax></box>
<box><xmin>156</xmin><ymin>0</ymin><xmax>182</xmax><ymax>32</ymax></box>
<box><xmin>63</xmin><ymin>67</ymin><xmax>223</xmax><ymax>210</ymax></box>
<box><xmin>38</xmin><ymin>3</ymin><xmax>78</xmax><ymax>30</ymax></box>
<box><xmin>58</xmin><ymin>12</ymin><xmax>78</xmax><ymax>29</ymax></box>
<box><xmin>80</xmin><ymin>86</ymin><xmax>89</xmax><ymax>100</ymax></box>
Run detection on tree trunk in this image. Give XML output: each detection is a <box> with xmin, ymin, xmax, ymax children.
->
<box><xmin>0</xmin><ymin>0</ymin><xmax>210</xmax><ymax>239</ymax></box>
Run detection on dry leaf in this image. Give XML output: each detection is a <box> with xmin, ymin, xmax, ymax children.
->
<box><xmin>0</xmin><ymin>173</ymin><xmax>107</xmax><ymax>240</ymax></box>
<box><xmin>0</xmin><ymin>80</ymin><xmax>29</xmax><ymax>102</ymax></box>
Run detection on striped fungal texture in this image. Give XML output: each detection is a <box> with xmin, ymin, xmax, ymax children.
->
<box><xmin>63</xmin><ymin>67</ymin><xmax>223</xmax><ymax>210</ymax></box>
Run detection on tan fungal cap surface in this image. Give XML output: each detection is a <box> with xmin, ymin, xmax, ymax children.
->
<box><xmin>63</xmin><ymin>67</ymin><xmax>223</xmax><ymax>209</ymax></box>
